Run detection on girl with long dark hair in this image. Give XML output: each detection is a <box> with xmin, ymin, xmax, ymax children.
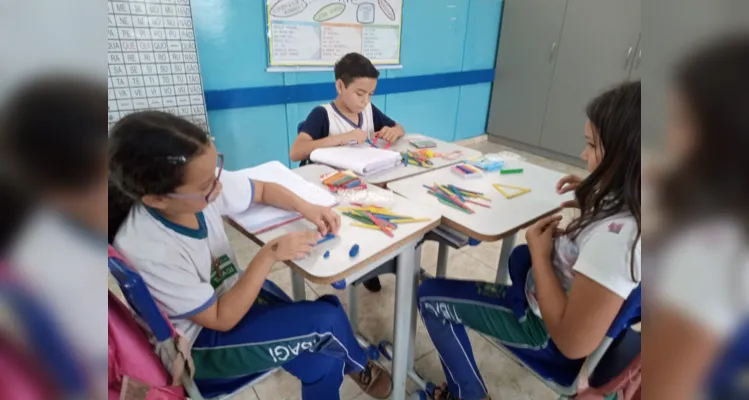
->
<box><xmin>418</xmin><ymin>81</ymin><xmax>641</xmax><ymax>400</ymax></box>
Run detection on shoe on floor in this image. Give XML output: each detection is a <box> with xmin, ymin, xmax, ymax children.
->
<box><xmin>348</xmin><ymin>360</ymin><xmax>392</xmax><ymax>399</ymax></box>
<box><xmin>362</xmin><ymin>277</ymin><xmax>382</xmax><ymax>292</ymax></box>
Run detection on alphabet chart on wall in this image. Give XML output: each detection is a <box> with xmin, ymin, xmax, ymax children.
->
<box><xmin>108</xmin><ymin>0</ymin><xmax>209</xmax><ymax>132</ymax></box>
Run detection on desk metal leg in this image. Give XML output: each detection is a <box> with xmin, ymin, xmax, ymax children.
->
<box><xmin>347</xmin><ymin>284</ymin><xmax>359</xmax><ymax>328</ymax></box>
<box><xmin>291</xmin><ymin>269</ymin><xmax>306</xmax><ymax>301</ymax></box>
<box><xmin>495</xmin><ymin>233</ymin><xmax>516</xmax><ymax>285</ymax></box>
<box><xmin>435</xmin><ymin>242</ymin><xmax>449</xmax><ymax>278</ymax></box>
<box><xmin>392</xmin><ymin>243</ymin><xmax>417</xmax><ymax>400</ymax></box>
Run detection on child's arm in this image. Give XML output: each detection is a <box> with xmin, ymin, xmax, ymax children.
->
<box><xmin>253</xmin><ymin>180</ymin><xmax>341</xmax><ymax>235</ymax></box>
<box><xmin>290</xmin><ymin>131</ymin><xmax>366</xmax><ymax>162</ymax></box>
<box><xmin>372</xmin><ymin>104</ymin><xmax>405</xmax><ymax>141</ymax></box>
<box><xmin>525</xmin><ymin>215</ymin><xmax>626</xmax><ymax>359</ymax></box>
<box><xmin>189</xmin><ymin>232</ymin><xmax>319</xmax><ymax>332</ymax></box>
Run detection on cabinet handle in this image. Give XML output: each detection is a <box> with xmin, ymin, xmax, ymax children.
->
<box><xmin>624</xmin><ymin>46</ymin><xmax>634</xmax><ymax>69</ymax></box>
<box><xmin>634</xmin><ymin>49</ymin><xmax>642</xmax><ymax>69</ymax></box>
<box><xmin>549</xmin><ymin>42</ymin><xmax>558</xmax><ymax>63</ymax></box>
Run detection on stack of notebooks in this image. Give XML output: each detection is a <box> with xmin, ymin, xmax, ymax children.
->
<box><xmin>310</xmin><ymin>146</ymin><xmax>401</xmax><ymax>176</ymax></box>
<box><xmin>229</xmin><ymin>161</ymin><xmax>337</xmax><ymax>234</ymax></box>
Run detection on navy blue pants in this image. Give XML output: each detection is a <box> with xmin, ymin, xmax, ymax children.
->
<box><xmin>192</xmin><ymin>281</ymin><xmax>367</xmax><ymax>400</ymax></box>
<box><xmin>418</xmin><ymin>245</ymin><xmax>580</xmax><ymax>399</ymax></box>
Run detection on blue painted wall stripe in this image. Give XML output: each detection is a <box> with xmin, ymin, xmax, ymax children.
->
<box><xmin>204</xmin><ymin>69</ymin><xmax>495</xmax><ymax>111</ymax></box>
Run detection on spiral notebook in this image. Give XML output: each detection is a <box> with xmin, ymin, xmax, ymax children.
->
<box><xmin>229</xmin><ymin>161</ymin><xmax>337</xmax><ymax>234</ymax></box>
<box><xmin>310</xmin><ymin>146</ymin><xmax>401</xmax><ymax>176</ymax></box>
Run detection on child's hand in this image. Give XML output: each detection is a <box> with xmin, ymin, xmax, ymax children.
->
<box><xmin>341</xmin><ymin>129</ymin><xmax>369</xmax><ymax>145</ymax></box>
<box><xmin>265</xmin><ymin>231</ymin><xmax>320</xmax><ymax>261</ymax></box>
<box><xmin>299</xmin><ymin>204</ymin><xmax>341</xmax><ymax>236</ymax></box>
<box><xmin>556</xmin><ymin>174</ymin><xmax>582</xmax><ymax>208</ymax></box>
<box><xmin>525</xmin><ymin>214</ymin><xmax>563</xmax><ymax>263</ymax></box>
<box><xmin>377</xmin><ymin>126</ymin><xmax>404</xmax><ymax>142</ymax></box>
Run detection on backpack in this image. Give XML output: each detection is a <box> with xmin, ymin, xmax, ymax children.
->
<box><xmin>573</xmin><ymin>328</ymin><xmax>641</xmax><ymax>400</ymax></box>
<box><xmin>573</xmin><ymin>353</ymin><xmax>640</xmax><ymax>400</ymax></box>
<box><xmin>108</xmin><ymin>244</ymin><xmax>195</xmax><ymax>400</ymax></box>
<box><xmin>108</xmin><ymin>290</ymin><xmax>187</xmax><ymax>400</ymax></box>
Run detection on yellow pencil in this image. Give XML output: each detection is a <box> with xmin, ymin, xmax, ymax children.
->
<box><xmin>351</xmin><ymin>222</ymin><xmax>382</xmax><ymax>230</ymax></box>
<box><xmin>389</xmin><ymin>218</ymin><xmax>431</xmax><ymax>224</ymax></box>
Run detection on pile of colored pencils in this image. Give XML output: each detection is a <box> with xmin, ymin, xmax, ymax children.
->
<box><xmin>338</xmin><ymin>204</ymin><xmax>429</xmax><ymax>237</ymax></box>
<box><xmin>423</xmin><ymin>183</ymin><xmax>491</xmax><ymax>214</ymax></box>
<box><xmin>402</xmin><ymin>150</ymin><xmax>434</xmax><ymax>168</ymax></box>
<box><xmin>321</xmin><ymin>170</ymin><xmax>367</xmax><ymax>192</ymax></box>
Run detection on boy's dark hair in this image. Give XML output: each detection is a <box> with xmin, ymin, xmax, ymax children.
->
<box><xmin>108</xmin><ymin>111</ymin><xmax>210</xmax><ymax>243</ymax></box>
<box><xmin>0</xmin><ymin>75</ymin><xmax>106</xmax><ymax>193</ymax></box>
<box><xmin>661</xmin><ymin>34</ymin><xmax>749</xmax><ymax>233</ymax></box>
<box><xmin>566</xmin><ymin>81</ymin><xmax>641</xmax><ymax>281</ymax></box>
<box><xmin>334</xmin><ymin>53</ymin><xmax>380</xmax><ymax>87</ymax></box>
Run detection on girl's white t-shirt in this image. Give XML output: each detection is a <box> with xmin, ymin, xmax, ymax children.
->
<box><xmin>113</xmin><ymin>170</ymin><xmax>255</xmax><ymax>344</ymax></box>
<box><xmin>525</xmin><ymin>213</ymin><xmax>642</xmax><ymax>317</ymax></box>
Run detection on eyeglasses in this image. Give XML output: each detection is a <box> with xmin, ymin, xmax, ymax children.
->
<box><xmin>167</xmin><ymin>153</ymin><xmax>224</xmax><ymax>203</ymax></box>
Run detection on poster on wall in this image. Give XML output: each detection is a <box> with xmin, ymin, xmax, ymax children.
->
<box><xmin>266</xmin><ymin>0</ymin><xmax>403</xmax><ymax>69</ymax></box>
<box><xmin>108</xmin><ymin>0</ymin><xmax>209</xmax><ymax>132</ymax></box>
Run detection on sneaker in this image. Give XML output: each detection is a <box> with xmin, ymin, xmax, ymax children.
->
<box><xmin>362</xmin><ymin>277</ymin><xmax>382</xmax><ymax>292</ymax></box>
<box><xmin>348</xmin><ymin>361</ymin><xmax>392</xmax><ymax>399</ymax></box>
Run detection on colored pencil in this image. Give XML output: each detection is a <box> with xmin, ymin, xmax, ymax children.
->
<box><xmin>363</xmin><ymin>211</ymin><xmax>394</xmax><ymax>237</ymax></box>
<box><xmin>389</xmin><ymin>218</ymin><xmax>431</xmax><ymax>224</ymax></box>
<box><xmin>466</xmin><ymin>199</ymin><xmax>491</xmax><ymax>208</ymax></box>
<box><xmin>351</xmin><ymin>222</ymin><xmax>382</xmax><ymax>230</ymax></box>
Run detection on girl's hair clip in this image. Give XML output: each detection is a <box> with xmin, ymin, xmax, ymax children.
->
<box><xmin>165</xmin><ymin>155</ymin><xmax>187</xmax><ymax>164</ymax></box>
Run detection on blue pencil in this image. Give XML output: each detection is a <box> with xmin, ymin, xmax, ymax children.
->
<box><xmin>449</xmin><ymin>184</ymin><xmax>465</xmax><ymax>202</ymax></box>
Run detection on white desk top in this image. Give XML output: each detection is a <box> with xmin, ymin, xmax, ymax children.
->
<box><xmin>227</xmin><ymin>164</ymin><xmax>441</xmax><ymax>283</ymax></box>
<box><xmin>363</xmin><ymin>134</ymin><xmax>483</xmax><ymax>185</ymax></box>
<box><xmin>386</xmin><ymin>160</ymin><xmax>574</xmax><ymax>241</ymax></box>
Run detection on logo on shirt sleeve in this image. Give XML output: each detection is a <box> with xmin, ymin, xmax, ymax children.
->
<box><xmin>608</xmin><ymin>222</ymin><xmax>623</xmax><ymax>234</ymax></box>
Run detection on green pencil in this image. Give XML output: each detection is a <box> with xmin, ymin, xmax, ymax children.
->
<box><xmin>500</xmin><ymin>168</ymin><xmax>523</xmax><ymax>175</ymax></box>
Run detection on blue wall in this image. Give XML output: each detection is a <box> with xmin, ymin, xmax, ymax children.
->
<box><xmin>194</xmin><ymin>0</ymin><xmax>503</xmax><ymax>170</ymax></box>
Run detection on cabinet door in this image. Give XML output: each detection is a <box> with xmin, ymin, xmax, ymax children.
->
<box><xmin>486</xmin><ymin>0</ymin><xmax>568</xmax><ymax>146</ymax></box>
<box><xmin>539</xmin><ymin>0</ymin><xmax>641</xmax><ymax>158</ymax></box>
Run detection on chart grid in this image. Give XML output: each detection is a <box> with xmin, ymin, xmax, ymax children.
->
<box><xmin>107</xmin><ymin>0</ymin><xmax>209</xmax><ymax>132</ymax></box>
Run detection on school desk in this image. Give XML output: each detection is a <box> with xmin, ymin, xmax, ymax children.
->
<box><xmin>227</xmin><ymin>164</ymin><xmax>441</xmax><ymax>400</ymax></box>
<box><xmin>363</xmin><ymin>134</ymin><xmax>483</xmax><ymax>186</ymax></box>
<box><xmin>387</xmin><ymin>159</ymin><xmax>573</xmax><ymax>285</ymax></box>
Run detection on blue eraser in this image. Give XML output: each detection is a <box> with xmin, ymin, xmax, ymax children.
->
<box><xmin>323</xmin><ymin>250</ymin><xmax>330</xmax><ymax>259</ymax></box>
<box><xmin>349</xmin><ymin>244</ymin><xmax>360</xmax><ymax>257</ymax></box>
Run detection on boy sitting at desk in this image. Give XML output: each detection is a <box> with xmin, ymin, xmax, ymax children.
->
<box><xmin>290</xmin><ymin>52</ymin><xmax>406</xmax><ymax>293</ymax></box>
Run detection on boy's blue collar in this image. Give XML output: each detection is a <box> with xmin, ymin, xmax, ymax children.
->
<box><xmin>145</xmin><ymin>207</ymin><xmax>207</xmax><ymax>239</ymax></box>
<box><xmin>330</xmin><ymin>102</ymin><xmax>363</xmax><ymax>129</ymax></box>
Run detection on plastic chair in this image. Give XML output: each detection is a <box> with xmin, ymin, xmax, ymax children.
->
<box><xmin>297</xmin><ymin>121</ymin><xmax>312</xmax><ymax>167</ymax></box>
<box><xmin>108</xmin><ymin>247</ymin><xmax>276</xmax><ymax>399</ymax></box>
<box><xmin>495</xmin><ymin>285</ymin><xmax>642</xmax><ymax>398</ymax></box>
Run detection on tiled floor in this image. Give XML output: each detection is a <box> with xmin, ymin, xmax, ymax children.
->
<box><xmin>109</xmin><ymin>140</ymin><xmax>588</xmax><ymax>400</ymax></box>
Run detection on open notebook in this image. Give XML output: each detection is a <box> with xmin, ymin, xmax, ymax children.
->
<box><xmin>229</xmin><ymin>161</ymin><xmax>337</xmax><ymax>234</ymax></box>
<box><xmin>310</xmin><ymin>146</ymin><xmax>401</xmax><ymax>176</ymax></box>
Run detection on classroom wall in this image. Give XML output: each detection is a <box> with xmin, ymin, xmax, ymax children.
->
<box><xmin>193</xmin><ymin>0</ymin><xmax>503</xmax><ymax>170</ymax></box>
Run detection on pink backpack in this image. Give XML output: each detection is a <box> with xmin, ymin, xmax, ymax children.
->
<box><xmin>108</xmin><ymin>290</ymin><xmax>187</xmax><ymax>400</ymax></box>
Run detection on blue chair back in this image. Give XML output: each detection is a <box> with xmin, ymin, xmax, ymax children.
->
<box><xmin>108</xmin><ymin>248</ymin><xmax>172</xmax><ymax>342</ymax></box>
<box><xmin>606</xmin><ymin>284</ymin><xmax>641</xmax><ymax>338</ymax></box>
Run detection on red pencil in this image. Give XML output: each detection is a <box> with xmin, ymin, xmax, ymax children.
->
<box><xmin>363</xmin><ymin>211</ymin><xmax>394</xmax><ymax>237</ymax></box>
<box><xmin>466</xmin><ymin>199</ymin><xmax>490</xmax><ymax>208</ymax></box>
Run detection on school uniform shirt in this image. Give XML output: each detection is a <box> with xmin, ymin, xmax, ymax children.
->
<box><xmin>525</xmin><ymin>213</ymin><xmax>642</xmax><ymax>318</ymax></box>
<box><xmin>653</xmin><ymin>218</ymin><xmax>749</xmax><ymax>339</ymax></box>
<box><xmin>113</xmin><ymin>170</ymin><xmax>255</xmax><ymax>345</ymax></box>
<box><xmin>300</xmin><ymin>102</ymin><xmax>396</xmax><ymax>140</ymax></box>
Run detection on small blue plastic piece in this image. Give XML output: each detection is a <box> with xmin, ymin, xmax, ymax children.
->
<box><xmin>468</xmin><ymin>238</ymin><xmax>481</xmax><ymax>247</ymax></box>
<box><xmin>317</xmin><ymin>233</ymin><xmax>336</xmax><ymax>245</ymax></box>
<box><xmin>323</xmin><ymin>250</ymin><xmax>330</xmax><ymax>259</ymax></box>
<box><xmin>331</xmin><ymin>280</ymin><xmax>346</xmax><ymax>290</ymax></box>
<box><xmin>349</xmin><ymin>244</ymin><xmax>360</xmax><ymax>257</ymax></box>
